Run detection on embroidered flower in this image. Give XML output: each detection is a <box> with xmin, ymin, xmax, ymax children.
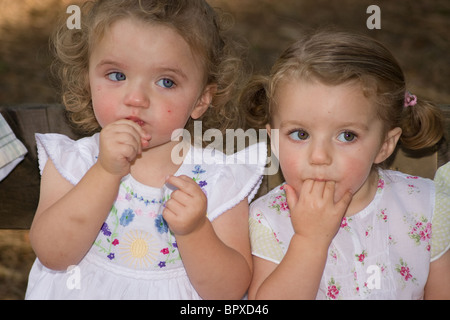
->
<box><xmin>192</xmin><ymin>165</ymin><xmax>206</xmax><ymax>175</ymax></box>
<box><xmin>157</xmin><ymin>238</ymin><xmax>181</xmax><ymax>268</ymax></box>
<box><xmin>155</xmin><ymin>215</ymin><xmax>169</xmax><ymax>234</ymax></box>
<box><xmin>107</xmin><ymin>253</ymin><xmax>115</xmax><ymax>260</ymax></box>
<box><xmin>101</xmin><ymin>223</ymin><xmax>112</xmax><ymax>236</ymax></box>
<box><xmin>198</xmin><ymin>180</ymin><xmax>207</xmax><ymax>188</ymax></box>
<box><xmin>112</xmin><ymin>239</ymin><xmax>119</xmax><ymax>246</ymax></box>
<box><xmin>120</xmin><ymin>208</ymin><xmax>135</xmax><ymax>226</ymax></box>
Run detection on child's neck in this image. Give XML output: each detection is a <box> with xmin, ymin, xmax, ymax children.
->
<box><xmin>345</xmin><ymin>169</ymin><xmax>380</xmax><ymax>217</ymax></box>
<box><xmin>130</xmin><ymin>140</ymin><xmax>188</xmax><ymax>188</ymax></box>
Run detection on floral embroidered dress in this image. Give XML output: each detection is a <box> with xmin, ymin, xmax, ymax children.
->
<box><xmin>249</xmin><ymin>167</ymin><xmax>450</xmax><ymax>300</ymax></box>
<box><xmin>26</xmin><ymin>133</ymin><xmax>266</xmax><ymax>299</ymax></box>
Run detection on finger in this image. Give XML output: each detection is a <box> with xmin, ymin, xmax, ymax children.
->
<box><xmin>169</xmin><ymin>189</ymin><xmax>192</xmax><ymax>205</ymax></box>
<box><xmin>119</xmin><ymin>142</ymin><xmax>140</xmax><ymax>162</ymax></box>
<box><xmin>165</xmin><ymin>198</ymin><xmax>186</xmax><ymax>215</ymax></box>
<box><xmin>114</xmin><ymin>120</ymin><xmax>151</xmax><ymax>150</ymax></box>
<box><xmin>107</xmin><ymin>124</ymin><xmax>142</xmax><ymax>154</ymax></box>
<box><xmin>310</xmin><ymin>180</ymin><xmax>327</xmax><ymax>197</ymax></box>
<box><xmin>124</xmin><ymin>119</ymin><xmax>151</xmax><ymax>141</ymax></box>
<box><xmin>301</xmin><ymin>179</ymin><xmax>314</xmax><ymax>195</ymax></box>
<box><xmin>166</xmin><ymin>175</ymin><xmax>198</xmax><ymax>196</ymax></box>
<box><xmin>162</xmin><ymin>207</ymin><xmax>176</xmax><ymax>223</ymax></box>
<box><xmin>284</xmin><ymin>184</ymin><xmax>298</xmax><ymax>211</ymax></box>
<box><xmin>141</xmin><ymin>137</ymin><xmax>151</xmax><ymax>149</ymax></box>
<box><xmin>116</xmin><ymin>131</ymin><xmax>142</xmax><ymax>156</ymax></box>
<box><xmin>323</xmin><ymin>181</ymin><xmax>336</xmax><ymax>200</ymax></box>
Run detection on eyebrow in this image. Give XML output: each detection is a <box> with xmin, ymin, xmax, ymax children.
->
<box><xmin>279</xmin><ymin>120</ymin><xmax>369</xmax><ymax>131</ymax></box>
<box><xmin>154</xmin><ymin>66</ymin><xmax>188</xmax><ymax>80</ymax></box>
<box><xmin>95</xmin><ymin>59</ymin><xmax>129</xmax><ymax>70</ymax></box>
<box><xmin>95</xmin><ymin>59</ymin><xmax>188</xmax><ymax>80</ymax></box>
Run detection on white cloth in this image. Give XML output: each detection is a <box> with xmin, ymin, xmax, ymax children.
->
<box><xmin>0</xmin><ymin>114</ymin><xmax>27</xmax><ymax>181</ymax></box>
<box><xmin>26</xmin><ymin>133</ymin><xmax>266</xmax><ymax>299</ymax></box>
<box><xmin>249</xmin><ymin>169</ymin><xmax>449</xmax><ymax>300</ymax></box>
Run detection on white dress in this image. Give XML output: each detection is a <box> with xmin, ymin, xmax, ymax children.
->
<box><xmin>249</xmin><ymin>167</ymin><xmax>450</xmax><ymax>300</ymax></box>
<box><xmin>26</xmin><ymin>133</ymin><xmax>266</xmax><ymax>300</ymax></box>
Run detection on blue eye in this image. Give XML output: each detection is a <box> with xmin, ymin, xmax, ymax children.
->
<box><xmin>337</xmin><ymin>131</ymin><xmax>357</xmax><ymax>142</ymax></box>
<box><xmin>108</xmin><ymin>72</ymin><xmax>126</xmax><ymax>81</ymax></box>
<box><xmin>157</xmin><ymin>78</ymin><xmax>175</xmax><ymax>89</ymax></box>
<box><xmin>289</xmin><ymin>130</ymin><xmax>309</xmax><ymax>141</ymax></box>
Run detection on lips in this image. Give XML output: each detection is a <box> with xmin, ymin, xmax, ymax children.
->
<box><xmin>126</xmin><ymin>116</ymin><xmax>145</xmax><ymax>127</ymax></box>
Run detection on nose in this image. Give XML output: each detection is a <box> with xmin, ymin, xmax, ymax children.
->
<box><xmin>308</xmin><ymin>138</ymin><xmax>332</xmax><ymax>166</ymax></box>
<box><xmin>123</xmin><ymin>82</ymin><xmax>150</xmax><ymax>109</ymax></box>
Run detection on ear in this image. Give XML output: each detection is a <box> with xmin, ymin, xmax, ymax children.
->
<box><xmin>266</xmin><ymin>123</ymin><xmax>279</xmax><ymax>159</ymax></box>
<box><xmin>374</xmin><ymin>127</ymin><xmax>402</xmax><ymax>164</ymax></box>
<box><xmin>191</xmin><ymin>84</ymin><xmax>217</xmax><ymax>120</ymax></box>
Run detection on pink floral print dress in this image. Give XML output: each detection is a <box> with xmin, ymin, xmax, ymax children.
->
<box><xmin>249</xmin><ymin>167</ymin><xmax>450</xmax><ymax>300</ymax></box>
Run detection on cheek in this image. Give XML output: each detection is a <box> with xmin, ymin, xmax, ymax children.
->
<box><xmin>91</xmin><ymin>88</ymin><xmax>117</xmax><ymax>127</ymax></box>
<box><xmin>279</xmin><ymin>152</ymin><xmax>301</xmax><ymax>187</ymax></box>
<box><xmin>335</xmin><ymin>156</ymin><xmax>372</xmax><ymax>196</ymax></box>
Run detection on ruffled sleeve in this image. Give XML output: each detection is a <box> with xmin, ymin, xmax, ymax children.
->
<box><xmin>35</xmin><ymin>133</ymin><xmax>99</xmax><ymax>185</ymax></box>
<box><xmin>431</xmin><ymin>161</ymin><xmax>450</xmax><ymax>261</ymax></box>
<box><xmin>249</xmin><ymin>184</ymin><xmax>290</xmax><ymax>264</ymax></box>
<box><xmin>183</xmin><ymin>142</ymin><xmax>267</xmax><ymax>222</ymax></box>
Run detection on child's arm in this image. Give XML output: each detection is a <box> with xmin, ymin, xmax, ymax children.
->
<box><xmin>29</xmin><ymin>120</ymin><xmax>150</xmax><ymax>270</ymax></box>
<box><xmin>163</xmin><ymin>175</ymin><xmax>252</xmax><ymax>299</ymax></box>
<box><xmin>249</xmin><ymin>181</ymin><xmax>352</xmax><ymax>299</ymax></box>
<box><xmin>424</xmin><ymin>250</ymin><xmax>450</xmax><ymax>299</ymax></box>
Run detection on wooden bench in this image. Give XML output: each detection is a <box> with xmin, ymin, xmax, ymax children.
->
<box><xmin>0</xmin><ymin>104</ymin><xmax>83</xmax><ymax>229</ymax></box>
<box><xmin>1</xmin><ymin>104</ymin><xmax>449</xmax><ymax>229</ymax></box>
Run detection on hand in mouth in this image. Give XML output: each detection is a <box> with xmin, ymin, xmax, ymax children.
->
<box><xmin>126</xmin><ymin>116</ymin><xmax>145</xmax><ymax>127</ymax></box>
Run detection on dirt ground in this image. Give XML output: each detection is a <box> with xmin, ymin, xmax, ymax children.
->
<box><xmin>0</xmin><ymin>0</ymin><xmax>449</xmax><ymax>299</ymax></box>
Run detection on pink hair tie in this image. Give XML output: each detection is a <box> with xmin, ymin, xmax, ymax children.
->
<box><xmin>404</xmin><ymin>91</ymin><xmax>417</xmax><ymax>108</ymax></box>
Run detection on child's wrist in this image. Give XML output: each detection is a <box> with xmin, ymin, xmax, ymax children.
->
<box><xmin>291</xmin><ymin>233</ymin><xmax>332</xmax><ymax>254</ymax></box>
<box><xmin>92</xmin><ymin>162</ymin><xmax>125</xmax><ymax>183</ymax></box>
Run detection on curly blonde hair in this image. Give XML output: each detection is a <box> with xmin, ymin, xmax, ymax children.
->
<box><xmin>51</xmin><ymin>0</ymin><xmax>248</xmax><ymax>137</ymax></box>
<box><xmin>242</xmin><ymin>30</ymin><xmax>444</xmax><ymax>153</ymax></box>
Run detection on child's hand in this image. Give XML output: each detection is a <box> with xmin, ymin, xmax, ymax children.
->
<box><xmin>163</xmin><ymin>175</ymin><xmax>208</xmax><ymax>236</ymax></box>
<box><xmin>284</xmin><ymin>180</ymin><xmax>352</xmax><ymax>249</ymax></box>
<box><xmin>97</xmin><ymin>119</ymin><xmax>151</xmax><ymax>177</ymax></box>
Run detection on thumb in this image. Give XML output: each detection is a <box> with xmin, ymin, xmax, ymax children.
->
<box><xmin>284</xmin><ymin>184</ymin><xmax>298</xmax><ymax>212</ymax></box>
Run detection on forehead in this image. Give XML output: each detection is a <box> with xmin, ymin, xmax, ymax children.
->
<box><xmin>272</xmin><ymin>78</ymin><xmax>378</xmax><ymax>125</ymax></box>
<box><xmin>89</xmin><ymin>18</ymin><xmax>204</xmax><ymax>75</ymax></box>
